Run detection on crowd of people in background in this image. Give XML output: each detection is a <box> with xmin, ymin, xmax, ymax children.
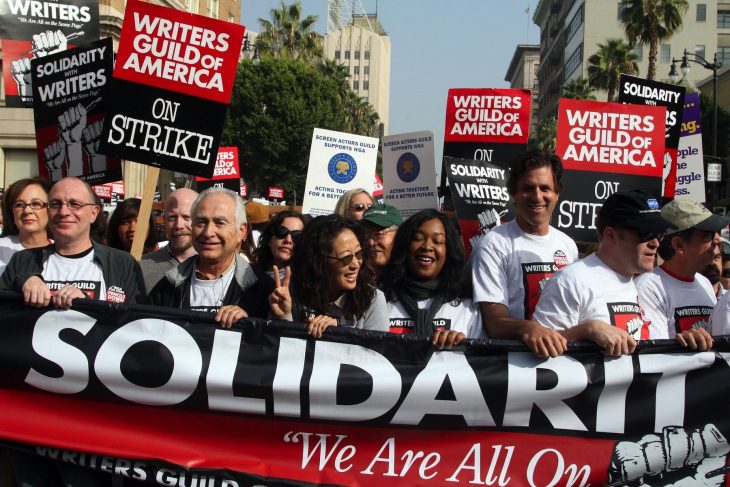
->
<box><xmin>0</xmin><ymin>149</ymin><xmax>728</xmax><ymax>357</ymax></box>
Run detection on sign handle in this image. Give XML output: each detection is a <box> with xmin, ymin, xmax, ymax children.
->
<box><xmin>130</xmin><ymin>166</ymin><xmax>160</xmax><ymax>261</ymax></box>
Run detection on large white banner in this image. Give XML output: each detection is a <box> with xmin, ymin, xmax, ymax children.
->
<box><xmin>382</xmin><ymin>130</ymin><xmax>438</xmax><ymax>219</ymax></box>
<box><xmin>302</xmin><ymin>128</ymin><xmax>379</xmax><ymax>216</ymax></box>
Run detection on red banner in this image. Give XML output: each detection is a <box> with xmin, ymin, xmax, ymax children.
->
<box><xmin>195</xmin><ymin>147</ymin><xmax>240</xmax><ymax>181</ymax></box>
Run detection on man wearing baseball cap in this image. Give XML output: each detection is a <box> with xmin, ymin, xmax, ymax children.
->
<box><xmin>636</xmin><ymin>197</ymin><xmax>729</xmax><ymax>348</ymax></box>
<box><xmin>533</xmin><ymin>190</ymin><xmax>674</xmax><ymax>356</ymax></box>
<box><xmin>361</xmin><ymin>204</ymin><xmax>403</xmax><ymax>278</ymax></box>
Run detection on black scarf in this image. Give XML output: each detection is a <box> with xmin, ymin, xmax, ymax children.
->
<box><xmin>395</xmin><ymin>274</ymin><xmax>448</xmax><ymax>338</ymax></box>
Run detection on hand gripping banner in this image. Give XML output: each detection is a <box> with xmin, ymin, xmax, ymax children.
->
<box><xmin>0</xmin><ymin>293</ymin><xmax>729</xmax><ymax>486</ymax></box>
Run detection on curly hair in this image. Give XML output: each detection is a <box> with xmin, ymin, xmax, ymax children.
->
<box><xmin>251</xmin><ymin>210</ymin><xmax>311</xmax><ymax>268</ymax></box>
<box><xmin>107</xmin><ymin>198</ymin><xmax>158</xmax><ymax>251</ymax></box>
<box><xmin>381</xmin><ymin>209</ymin><xmax>471</xmax><ymax>303</ymax></box>
<box><xmin>1</xmin><ymin>178</ymin><xmax>52</xmax><ymax>237</ymax></box>
<box><xmin>507</xmin><ymin>150</ymin><xmax>564</xmax><ymax>196</ymax></box>
<box><xmin>291</xmin><ymin>214</ymin><xmax>375</xmax><ymax>319</ymax></box>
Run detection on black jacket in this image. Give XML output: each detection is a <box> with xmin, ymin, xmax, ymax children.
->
<box><xmin>0</xmin><ymin>242</ymin><xmax>146</xmax><ymax>304</ymax></box>
<box><xmin>147</xmin><ymin>254</ymin><xmax>274</xmax><ymax>319</ymax></box>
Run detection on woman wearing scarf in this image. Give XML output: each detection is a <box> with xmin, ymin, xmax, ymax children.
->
<box><xmin>269</xmin><ymin>214</ymin><xmax>388</xmax><ymax>337</ymax></box>
<box><xmin>381</xmin><ymin>209</ymin><xmax>484</xmax><ymax>347</ymax></box>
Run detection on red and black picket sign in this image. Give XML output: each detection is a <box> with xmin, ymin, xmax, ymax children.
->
<box><xmin>195</xmin><ymin>147</ymin><xmax>241</xmax><ymax>193</ymax></box>
<box><xmin>0</xmin><ymin>293</ymin><xmax>729</xmax><ymax>486</ymax></box>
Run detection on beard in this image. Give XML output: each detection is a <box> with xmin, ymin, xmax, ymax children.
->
<box><xmin>169</xmin><ymin>233</ymin><xmax>192</xmax><ymax>254</ymax></box>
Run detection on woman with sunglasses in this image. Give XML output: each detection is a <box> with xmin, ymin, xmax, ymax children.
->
<box><xmin>381</xmin><ymin>209</ymin><xmax>484</xmax><ymax>348</ymax></box>
<box><xmin>269</xmin><ymin>214</ymin><xmax>388</xmax><ymax>337</ymax></box>
<box><xmin>334</xmin><ymin>188</ymin><xmax>374</xmax><ymax>221</ymax></box>
<box><xmin>251</xmin><ymin>210</ymin><xmax>310</xmax><ymax>281</ymax></box>
<box><xmin>0</xmin><ymin>177</ymin><xmax>53</xmax><ymax>276</ymax></box>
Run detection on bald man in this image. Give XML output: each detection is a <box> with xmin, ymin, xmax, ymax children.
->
<box><xmin>140</xmin><ymin>188</ymin><xmax>198</xmax><ymax>294</ymax></box>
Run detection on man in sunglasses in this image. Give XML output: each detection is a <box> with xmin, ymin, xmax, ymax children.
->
<box><xmin>361</xmin><ymin>204</ymin><xmax>402</xmax><ymax>279</ymax></box>
<box><xmin>147</xmin><ymin>187</ymin><xmax>274</xmax><ymax>327</ymax></box>
<box><xmin>140</xmin><ymin>188</ymin><xmax>198</xmax><ymax>294</ymax></box>
<box><xmin>636</xmin><ymin>198</ymin><xmax>729</xmax><ymax>347</ymax></box>
<box><xmin>0</xmin><ymin>176</ymin><xmax>145</xmax><ymax>307</ymax></box>
<box><xmin>533</xmin><ymin>190</ymin><xmax>674</xmax><ymax>356</ymax></box>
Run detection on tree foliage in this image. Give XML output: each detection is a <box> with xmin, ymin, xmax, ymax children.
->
<box><xmin>619</xmin><ymin>0</ymin><xmax>688</xmax><ymax>80</ymax></box>
<box><xmin>698</xmin><ymin>92</ymin><xmax>730</xmax><ymax>159</ymax></box>
<box><xmin>222</xmin><ymin>58</ymin><xmax>349</xmax><ymax>199</ymax></box>
<box><xmin>257</xmin><ymin>0</ymin><xmax>323</xmax><ymax>61</ymax></box>
<box><xmin>563</xmin><ymin>77</ymin><xmax>596</xmax><ymax>100</ymax></box>
<box><xmin>529</xmin><ymin>117</ymin><xmax>557</xmax><ymax>153</ymax></box>
<box><xmin>587</xmin><ymin>38</ymin><xmax>639</xmax><ymax>102</ymax></box>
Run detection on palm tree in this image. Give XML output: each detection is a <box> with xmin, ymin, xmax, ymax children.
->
<box><xmin>344</xmin><ymin>91</ymin><xmax>380</xmax><ymax>137</ymax></box>
<box><xmin>529</xmin><ymin>117</ymin><xmax>557</xmax><ymax>153</ymax></box>
<box><xmin>563</xmin><ymin>77</ymin><xmax>596</xmax><ymax>100</ymax></box>
<box><xmin>318</xmin><ymin>59</ymin><xmax>350</xmax><ymax>101</ymax></box>
<box><xmin>257</xmin><ymin>1</ymin><xmax>323</xmax><ymax>61</ymax></box>
<box><xmin>587</xmin><ymin>38</ymin><xmax>639</xmax><ymax>102</ymax></box>
<box><xmin>619</xmin><ymin>0</ymin><xmax>688</xmax><ymax>80</ymax></box>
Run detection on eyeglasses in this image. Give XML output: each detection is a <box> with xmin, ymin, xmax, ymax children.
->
<box><xmin>273</xmin><ymin>225</ymin><xmax>303</xmax><ymax>240</ymax></box>
<box><xmin>12</xmin><ymin>200</ymin><xmax>47</xmax><ymax>211</ymax></box>
<box><xmin>368</xmin><ymin>226</ymin><xmax>397</xmax><ymax>240</ymax></box>
<box><xmin>326</xmin><ymin>250</ymin><xmax>363</xmax><ymax>267</ymax></box>
<box><xmin>350</xmin><ymin>203</ymin><xmax>373</xmax><ymax>213</ymax></box>
<box><xmin>48</xmin><ymin>200</ymin><xmax>98</xmax><ymax>212</ymax></box>
<box><xmin>625</xmin><ymin>227</ymin><xmax>665</xmax><ymax>243</ymax></box>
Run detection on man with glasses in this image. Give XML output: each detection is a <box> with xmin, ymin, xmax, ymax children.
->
<box><xmin>147</xmin><ymin>187</ymin><xmax>274</xmax><ymax>327</ymax></box>
<box><xmin>361</xmin><ymin>204</ymin><xmax>402</xmax><ymax>278</ymax></box>
<box><xmin>0</xmin><ymin>176</ymin><xmax>145</xmax><ymax>307</ymax></box>
<box><xmin>140</xmin><ymin>188</ymin><xmax>198</xmax><ymax>294</ymax></box>
<box><xmin>471</xmin><ymin>151</ymin><xmax>578</xmax><ymax>358</ymax></box>
<box><xmin>533</xmin><ymin>190</ymin><xmax>674</xmax><ymax>356</ymax></box>
<box><xmin>636</xmin><ymin>198</ymin><xmax>729</xmax><ymax>346</ymax></box>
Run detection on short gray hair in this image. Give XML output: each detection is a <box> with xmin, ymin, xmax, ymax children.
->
<box><xmin>191</xmin><ymin>187</ymin><xmax>247</xmax><ymax>227</ymax></box>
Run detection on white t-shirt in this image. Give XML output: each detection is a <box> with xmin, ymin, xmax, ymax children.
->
<box><xmin>710</xmin><ymin>291</ymin><xmax>730</xmax><ymax>336</ymax></box>
<box><xmin>42</xmin><ymin>249</ymin><xmax>106</xmax><ymax>300</ymax></box>
<box><xmin>0</xmin><ymin>235</ymin><xmax>24</xmax><ymax>278</ymax></box>
<box><xmin>533</xmin><ymin>253</ymin><xmax>650</xmax><ymax>340</ymax></box>
<box><xmin>636</xmin><ymin>266</ymin><xmax>716</xmax><ymax>339</ymax></box>
<box><xmin>189</xmin><ymin>263</ymin><xmax>236</xmax><ymax>313</ymax></box>
<box><xmin>387</xmin><ymin>298</ymin><xmax>485</xmax><ymax>339</ymax></box>
<box><xmin>472</xmin><ymin>220</ymin><xmax>578</xmax><ymax>319</ymax></box>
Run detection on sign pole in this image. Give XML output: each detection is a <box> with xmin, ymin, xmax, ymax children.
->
<box><xmin>130</xmin><ymin>166</ymin><xmax>160</xmax><ymax>261</ymax></box>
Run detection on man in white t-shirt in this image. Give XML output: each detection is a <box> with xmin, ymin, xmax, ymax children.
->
<box><xmin>0</xmin><ymin>177</ymin><xmax>144</xmax><ymax>307</ymax></box>
<box><xmin>533</xmin><ymin>190</ymin><xmax>674</xmax><ymax>356</ymax></box>
<box><xmin>637</xmin><ymin>198</ymin><xmax>728</xmax><ymax>347</ymax></box>
<box><xmin>472</xmin><ymin>150</ymin><xmax>578</xmax><ymax>358</ymax></box>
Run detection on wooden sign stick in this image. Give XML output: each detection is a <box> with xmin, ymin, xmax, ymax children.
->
<box><xmin>130</xmin><ymin>166</ymin><xmax>160</xmax><ymax>261</ymax></box>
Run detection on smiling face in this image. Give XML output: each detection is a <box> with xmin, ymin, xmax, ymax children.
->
<box><xmin>346</xmin><ymin>192</ymin><xmax>374</xmax><ymax>221</ymax></box>
<box><xmin>407</xmin><ymin>218</ymin><xmax>447</xmax><ymax>281</ymax></box>
<box><xmin>13</xmin><ymin>183</ymin><xmax>49</xmax><ymax>238</ymax></box>
<box><xmin>513</xmin><ymin>166</ymin><xmax>559</xmax><ymax>236</ymax></box>
<box><xmin>326</xmin><ymin>228</ymin><xmax>363</xmax><ymax>296</ymax></box>
<box><xmin>270</xmin><ymin>216</ymin><xmax>304</xmax><ymax>267</ymax></box>
<box><xmin>164</xmin><ymin>189</ymin><xmax>196</xmax><ymax>256</ymax></box>
<box><xmin>48</xmin><ymin>178</ymin><xmax>99</xmax><ymax>247</ymax></box>
<box><xmin>192</xmin><ymin>192</ymin><xmax>245</xmax><ymax>266</ymax></box>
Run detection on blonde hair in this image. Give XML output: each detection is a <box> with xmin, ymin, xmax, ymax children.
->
<box><xmin>334</xmin><ymin>188</ymin><xmax>373</xmax><ymax>217</ymax></box>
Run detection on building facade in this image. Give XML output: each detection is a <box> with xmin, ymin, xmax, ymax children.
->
<box><xmin>323</xmin><ymin>14</ymin><xmax>391</xmax><ymax>135</ymax></box>
<box><xmin>533</xmin><ymin>0</ymin><xmax>721</xmax><ymax>120</ymax></box>
<box><xmin>0</xmin><ymin>0</ymin><xmax>239</xmax><ymax>195</ymax></box>
<box><xmin>505</xmin><ymin>44</ymin><xmax>541</xmax><ymax>133</ymax></box>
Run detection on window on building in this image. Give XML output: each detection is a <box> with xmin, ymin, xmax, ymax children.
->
<box><xmin>363</xmin><ymin>81</ymin><xmax>369</xmax><ymax>90</ymax></box>
<box><xmin>335</xmin><ymin>50</ymin><xmax>340</xmax><ymax>60</ymax></box>
<box><xmin>364</xmin><ymin>51</ymin><xmax>370</xmax><ymax>60</ymax></box>
<box><xmin>345</xmin><ymin>51</ymin><xmax>350</xmax><ymax>59</ymax></box>
<box><xmin>355</xmin><ymin>51</ymin><xmax>360</xmax><ymax>59</ymax></box>
<box><xmin>719</xmin><ymin>10</ymin><xmax>730</xmax><ymax>28</ymax></box>
<box><xmin>633</xmin><ymin>44</ymin><xmax>643</xmax><ymax>61</ymax></box>
<box><xmin>697</xmin><ymin>4</ymin><xmax>707</xmax><ymax>21</ymax></box>
<box><xmin>660</xmin><ymin>44</ymin><xmax>671</xmax><ymax>63</ymax></box>
<box><xmin>565</xmin><ymin>44</ymin><xmax>583</xmax><ymax>79</ymax></box>
<box><xmin>719</xmin><ymin>46</ymin><xmax>730</xmax><ymax>65</ymax></box>
<box><xmin>364</xmin><ymin>66</ymin><xmax>369</xmax><ymax>76</ymax></box>
<box><xmin>696</xmin><ymin>45</ymin><xmax>706</xmax><ymax>60</ymax></box>
<box><xmin>353</xmin><ymin>81</ymin><xmax>359</xmax><ymax>90</ymax></box>
<box><xmin>566</xmin><ymin>5</ymin><xmax>584</xmax><ymax>44</ymax></box>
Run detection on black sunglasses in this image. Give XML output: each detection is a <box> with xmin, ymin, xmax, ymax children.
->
<box><xmin>326</xmin><ymin>250</ymin><xmax>363</xmax><ymax>267</ymax></box>
<box><xmin>273</xmin><ymin>225</ymin><xmax>303</xmax><ymax>240</ymax></box>
<box><xmin>625</xmin><ymin>227</ymin><xmax>665</xmax><ymax>243</ymax></box>
<box><xmin>350</xmin><ymin>203</ymin><xmax>373</xmax><ymax>212</ymax></box>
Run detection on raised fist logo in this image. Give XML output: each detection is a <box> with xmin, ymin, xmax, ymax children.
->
<box><xmin>608</xmin><ymin>424</ymin><xmax>730</xmax><ymax>486</ymax></box>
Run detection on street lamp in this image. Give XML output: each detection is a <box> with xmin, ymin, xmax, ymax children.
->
<box><xmin>669</xmin><ymin>49</ymin><xmax>721</xmax><ymax>157</ymax></box>
<box><xmin>242</xmin><ymin>33</ymin><xmax>260</xmax><ymax>64</ymax></box>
